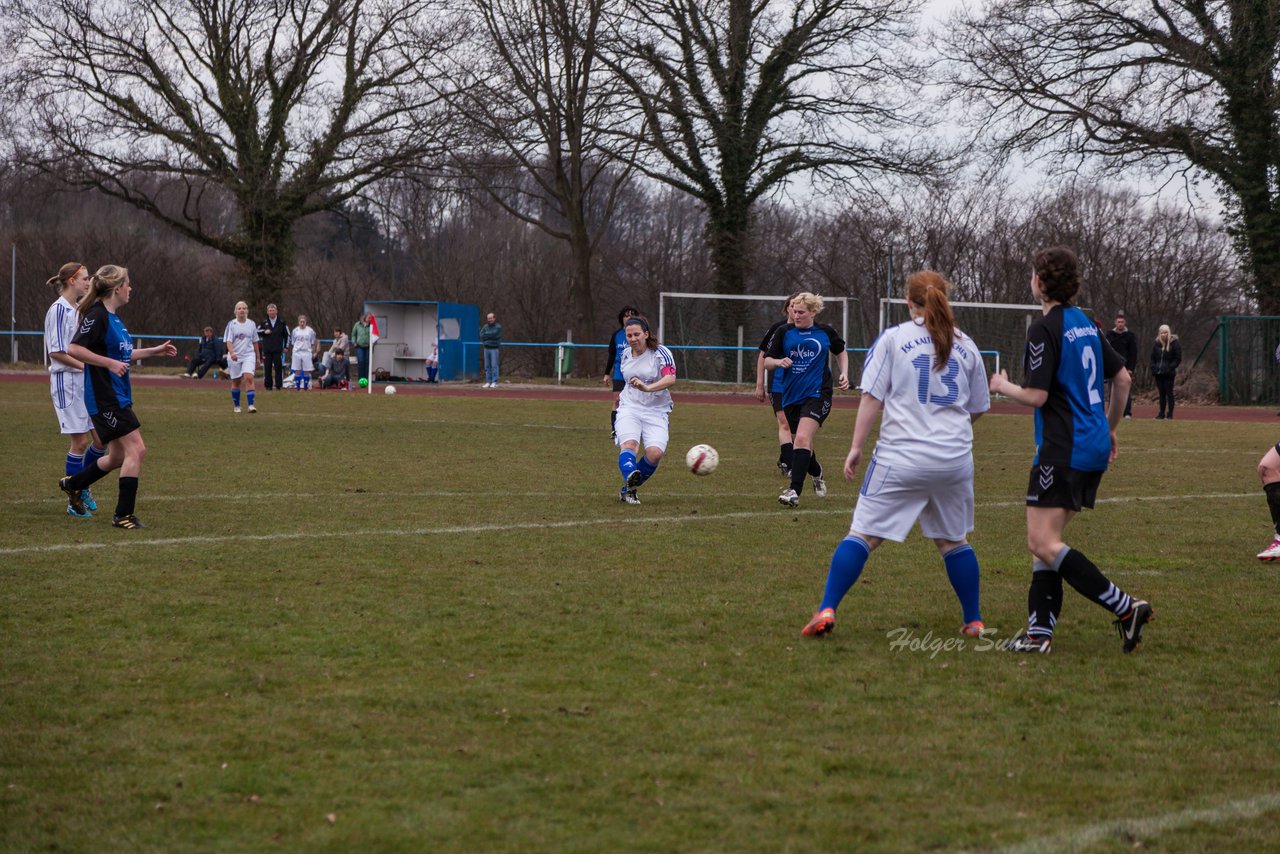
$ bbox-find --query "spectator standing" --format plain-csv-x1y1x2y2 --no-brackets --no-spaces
258,303,290,390
424,341,440,383
290,315,319,390
480,312,502,388
1104,310,1137,419
351,314,372,383
185,326,228,378
1150,324,1182,419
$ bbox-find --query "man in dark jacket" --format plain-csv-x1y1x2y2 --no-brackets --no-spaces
1105,310,1138,418
185,327,228,379
258,303,291,390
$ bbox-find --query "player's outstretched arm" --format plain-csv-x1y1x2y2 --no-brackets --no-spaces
989,370,1048,409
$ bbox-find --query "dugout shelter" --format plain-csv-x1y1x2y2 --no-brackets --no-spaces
363,300,479,384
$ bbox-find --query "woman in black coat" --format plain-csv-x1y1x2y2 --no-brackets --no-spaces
1150,324,1182,419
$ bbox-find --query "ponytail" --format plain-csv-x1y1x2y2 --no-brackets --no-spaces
46,262,85,293
905,270,956,370
78,264,128,319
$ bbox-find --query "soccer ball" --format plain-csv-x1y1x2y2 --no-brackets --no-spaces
685,443,718,476
358,377,368,388
385,385,397,395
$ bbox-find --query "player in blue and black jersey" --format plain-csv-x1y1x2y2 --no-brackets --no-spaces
57,265,177,529
765,292,849,507
755,295,800,477
601,305,638,441
990,246,1154,654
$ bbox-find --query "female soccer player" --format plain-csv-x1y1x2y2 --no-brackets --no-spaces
614,315,677,505
801,272,990,639
989,245,1153,654
224,301,261,412
290,314,318,390
43,262,106,517
764,292,849,507
601,305,638,441
755,294,800,477
57,265,177,529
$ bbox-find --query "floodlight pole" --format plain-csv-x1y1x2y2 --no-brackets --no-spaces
10,244,16,364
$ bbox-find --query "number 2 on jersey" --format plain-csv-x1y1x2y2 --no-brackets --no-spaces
1081,347,1102,406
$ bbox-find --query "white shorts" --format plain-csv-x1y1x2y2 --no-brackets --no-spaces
291,352,314,372
851,457,974,542
229,354,256,379
50,371,92,434
615,406,670,452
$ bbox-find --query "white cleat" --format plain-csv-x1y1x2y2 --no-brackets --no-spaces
1257,538,1280,560
248,404,258,413
778,488,799,508
812,476,827,498
233,406,242,413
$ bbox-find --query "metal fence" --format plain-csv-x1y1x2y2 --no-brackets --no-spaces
1190,316,1280,405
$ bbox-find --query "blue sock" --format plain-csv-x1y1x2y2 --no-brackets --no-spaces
943,544,982,624
294,372,302,389
232,389,241,407
819,535,871,612
301,372,309,390
247,390,255,407
65,452,84,477
636,455,659,485
618,449,637,482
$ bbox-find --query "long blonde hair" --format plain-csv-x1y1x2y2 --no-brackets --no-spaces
1156,324,1176,351
77,265,128,318
906,270,956,369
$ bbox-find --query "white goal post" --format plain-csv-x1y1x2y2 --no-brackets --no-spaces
658,292,853,384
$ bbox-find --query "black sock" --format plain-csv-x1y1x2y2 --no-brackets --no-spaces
808,453,822,477
1264,482,1280,535
790,448,810,493
1058,547,1132,617
1027,569,1062,639
66,458,112,491
610,410,617,432
779,442,793,466
115,476,138,518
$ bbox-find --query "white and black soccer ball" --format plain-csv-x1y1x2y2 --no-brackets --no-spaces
685,443,718,476
384,385,397,395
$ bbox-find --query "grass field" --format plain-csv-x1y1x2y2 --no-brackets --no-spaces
2,379,1279,852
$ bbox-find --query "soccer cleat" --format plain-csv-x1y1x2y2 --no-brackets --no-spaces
1257,538,1280,560
961,620,986,638
1114,600,1153,654
812,475,827,498
233,406,242,413
626,469,644,490
66,502,92,518
111,514,146,530
59,476,86,516
777,460,790,478
1000,630,1051,654
778,488,799,508
619,486,641,505
81,488,97,512
248,404,258,413
801,608,836,637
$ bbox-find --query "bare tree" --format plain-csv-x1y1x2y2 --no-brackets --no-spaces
421,0,640,359
604,0,940,303
941,0,1280,310
2,0,456,305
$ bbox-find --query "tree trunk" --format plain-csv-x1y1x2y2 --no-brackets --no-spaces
705,200,752,381
236,214,298,309
567,228,596,375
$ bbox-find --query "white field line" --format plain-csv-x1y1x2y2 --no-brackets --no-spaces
991,791,1280,854
0,491,1257,556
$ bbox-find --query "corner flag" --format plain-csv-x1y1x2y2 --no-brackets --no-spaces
369,314,380,345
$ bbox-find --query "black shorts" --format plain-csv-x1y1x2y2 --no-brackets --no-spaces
770,390,784,413
92,407,141,443
784,396,833,431
612,378,625,393
1025,464,1103,511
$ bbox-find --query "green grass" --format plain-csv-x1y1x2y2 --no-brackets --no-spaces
2,381,1279,852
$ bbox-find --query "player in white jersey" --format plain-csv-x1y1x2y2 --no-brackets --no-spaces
289,315,319,390
614,316,677,505
224,301,262,413
43,262,106,517
802,271,990,640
